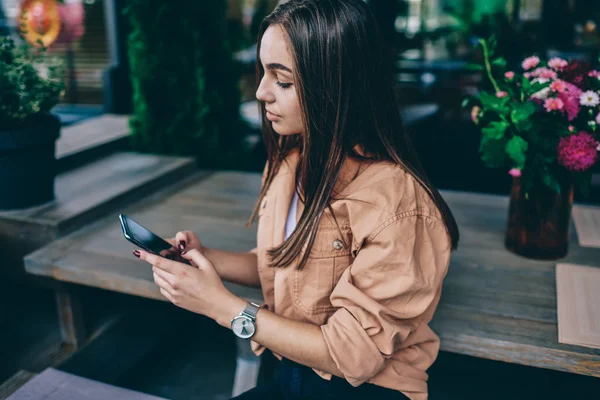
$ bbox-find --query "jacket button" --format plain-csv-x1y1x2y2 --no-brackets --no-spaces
332,240,344,250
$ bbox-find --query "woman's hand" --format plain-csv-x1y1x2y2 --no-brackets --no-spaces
135,248,239,321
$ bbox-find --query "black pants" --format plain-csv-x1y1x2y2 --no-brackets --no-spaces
231,358,409,400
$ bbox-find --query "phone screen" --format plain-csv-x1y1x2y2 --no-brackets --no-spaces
120,214,172,255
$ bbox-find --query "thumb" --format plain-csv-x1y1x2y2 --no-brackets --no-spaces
182,249,212,270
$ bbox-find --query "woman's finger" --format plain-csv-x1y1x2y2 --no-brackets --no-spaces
175,231,195,251
153,271,169,290
159,287,176,303
182,248,212,269
165,238,177,247
137,250,178,274
153,267,176,289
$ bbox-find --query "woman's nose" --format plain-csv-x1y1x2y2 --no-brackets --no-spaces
256,78,274,103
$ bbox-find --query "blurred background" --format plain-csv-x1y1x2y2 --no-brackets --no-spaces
1,0,599,195
1,1,600,399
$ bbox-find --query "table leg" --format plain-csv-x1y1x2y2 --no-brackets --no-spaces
55,287,87,348
231,336,261,397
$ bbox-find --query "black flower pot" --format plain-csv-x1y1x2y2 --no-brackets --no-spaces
0,114,61,210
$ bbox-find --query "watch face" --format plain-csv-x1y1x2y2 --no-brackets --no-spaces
232,316,255,339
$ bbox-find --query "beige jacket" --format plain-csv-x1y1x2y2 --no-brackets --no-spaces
251,148,452,400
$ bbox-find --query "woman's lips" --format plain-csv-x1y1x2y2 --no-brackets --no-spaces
266,111,280,121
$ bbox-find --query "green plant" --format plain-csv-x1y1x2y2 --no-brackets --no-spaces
126,1,250,169
0,36,64,129
464,37,600,197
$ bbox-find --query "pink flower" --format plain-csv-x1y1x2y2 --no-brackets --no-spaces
505,71,515,80
569,125,576,132
508,168,522,178
531,67,557,79
496,91,508,98
522,56,540,70
544,97,564,112
596,113,600,125
548,57,568,70
557,82,583,121
588,70,600,78
550,80,567,93
524,72,532,79
557,131,599,171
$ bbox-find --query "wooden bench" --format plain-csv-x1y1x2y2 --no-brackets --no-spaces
3,368,167,400
24,172,600,388
25,171,264,396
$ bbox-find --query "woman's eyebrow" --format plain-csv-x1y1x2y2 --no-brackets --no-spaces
266,63,292,73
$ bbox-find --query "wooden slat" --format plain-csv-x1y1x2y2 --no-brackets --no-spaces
24,173,600,378
432,305,600,377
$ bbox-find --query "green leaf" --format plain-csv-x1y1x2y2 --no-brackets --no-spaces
510,102,536,132
521,76,531,91
480,135,507,168
482,120,509,139
478,92,510,114
487,35,497,55
505,135,528,169
491,57,507,68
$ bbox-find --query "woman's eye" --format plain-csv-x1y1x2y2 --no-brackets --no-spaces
276,81,292,89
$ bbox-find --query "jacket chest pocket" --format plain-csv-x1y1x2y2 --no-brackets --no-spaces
293,226,353,314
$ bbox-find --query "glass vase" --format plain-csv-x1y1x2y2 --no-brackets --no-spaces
504,173,574,260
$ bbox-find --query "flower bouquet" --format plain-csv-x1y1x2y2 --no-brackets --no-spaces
464,37,600,259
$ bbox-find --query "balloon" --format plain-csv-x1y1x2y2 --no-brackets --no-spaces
18,0,61,47
56,3,85,44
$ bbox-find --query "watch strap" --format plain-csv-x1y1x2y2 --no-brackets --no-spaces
241,302,261,321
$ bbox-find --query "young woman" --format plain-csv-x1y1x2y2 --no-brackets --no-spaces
135,0,459,399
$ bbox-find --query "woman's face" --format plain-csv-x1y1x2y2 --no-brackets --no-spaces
256,25,303,136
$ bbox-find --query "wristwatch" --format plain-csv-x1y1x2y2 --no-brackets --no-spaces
231,302,260,339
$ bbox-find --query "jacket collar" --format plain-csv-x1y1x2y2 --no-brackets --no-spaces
270,146,369,246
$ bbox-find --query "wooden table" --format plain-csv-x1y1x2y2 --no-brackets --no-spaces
25,172,600,381
431,190,600,378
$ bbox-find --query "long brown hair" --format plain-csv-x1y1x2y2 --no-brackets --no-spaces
248,0,459,269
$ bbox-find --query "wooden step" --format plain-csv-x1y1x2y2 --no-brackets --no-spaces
0,152,196,281
0,371,36,400
56,114,131,173
5,368,167,400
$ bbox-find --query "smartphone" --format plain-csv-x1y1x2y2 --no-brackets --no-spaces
119,214,177,258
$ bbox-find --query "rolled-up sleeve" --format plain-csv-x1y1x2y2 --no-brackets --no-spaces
321,213,451,386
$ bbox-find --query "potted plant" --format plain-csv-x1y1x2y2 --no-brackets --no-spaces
0,36,64,210
464,37,600,260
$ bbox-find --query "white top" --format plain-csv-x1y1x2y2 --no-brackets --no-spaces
284,188,299,240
